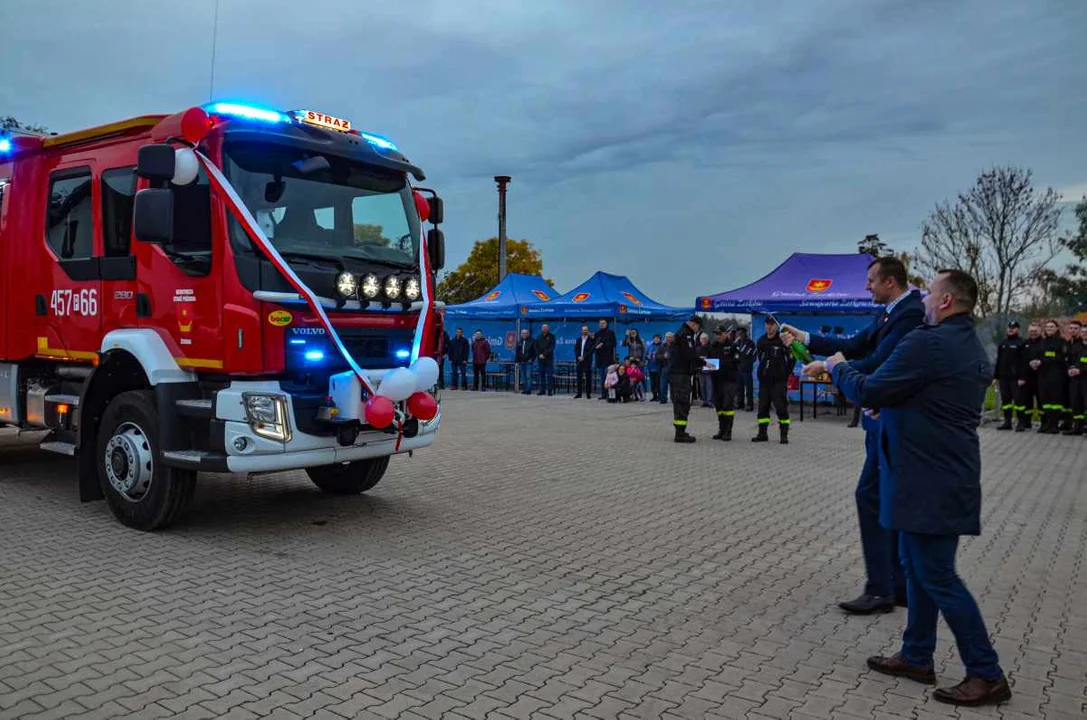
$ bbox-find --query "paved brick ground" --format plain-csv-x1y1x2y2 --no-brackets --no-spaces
1,392,1085,720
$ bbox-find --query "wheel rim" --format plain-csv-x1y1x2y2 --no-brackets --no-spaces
104,422,154,502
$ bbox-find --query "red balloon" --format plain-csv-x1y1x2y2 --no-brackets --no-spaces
407,392,438,421
180,107,212,144
364,395,395,429
413,191,430,222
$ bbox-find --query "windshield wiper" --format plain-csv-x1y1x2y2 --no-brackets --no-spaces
276,251,345,271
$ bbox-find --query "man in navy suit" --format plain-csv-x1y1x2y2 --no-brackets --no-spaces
824,269,1010,707
783,257,925,615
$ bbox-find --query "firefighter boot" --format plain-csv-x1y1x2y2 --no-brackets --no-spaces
1015,412,1030,432
751,423,769,443
779,423,789,445
713,415,726,440
674,425,696,443
997,409,1013,431
1059,412,1074,434
1063,418,1084,436
1040,411,1058,434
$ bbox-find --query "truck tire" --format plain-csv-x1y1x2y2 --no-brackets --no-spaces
96,390,196,531
306,456,390,495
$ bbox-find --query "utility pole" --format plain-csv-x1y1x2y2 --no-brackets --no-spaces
494,175,511,281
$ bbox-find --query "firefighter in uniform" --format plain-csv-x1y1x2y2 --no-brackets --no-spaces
670,315,704,443
992,321,1024,431
752,316,793,444
1035,319,1068,434
709,325,740,441
1015,323,1043,431
1063,320,1085,436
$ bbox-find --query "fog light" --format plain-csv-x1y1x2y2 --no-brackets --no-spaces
242,392,292,442
233,436,249,451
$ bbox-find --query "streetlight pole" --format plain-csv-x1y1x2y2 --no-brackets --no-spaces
494,175,511,281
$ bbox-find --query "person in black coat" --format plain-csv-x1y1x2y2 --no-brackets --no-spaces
752,317,793,444
535,324,557,396
830,270,1011,708
446,328,470,390
593,319,617,400
669,315,704,442
992,321,1024,430
1034,319,1067,434
733,327,756,411
573,325,595,399
514,328,536,395
784,256,925,615
1015,323,1043,430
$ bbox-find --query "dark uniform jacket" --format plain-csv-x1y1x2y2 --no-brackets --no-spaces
755,334,792,382
1037,336,1068,382
709,340,740,383
833,314,991,536
1019,336,1042,378
734,337,756,372
670,324,703,375
1068,339,1086,372
993,336,1024,380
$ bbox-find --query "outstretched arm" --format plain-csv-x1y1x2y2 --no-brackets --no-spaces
832,330,934,409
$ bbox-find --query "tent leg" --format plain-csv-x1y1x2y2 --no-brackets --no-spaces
514,318,521,394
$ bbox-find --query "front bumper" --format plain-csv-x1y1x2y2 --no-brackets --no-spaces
164,379,440,474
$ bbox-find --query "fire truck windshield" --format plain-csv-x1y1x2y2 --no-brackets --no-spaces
223,140,420,268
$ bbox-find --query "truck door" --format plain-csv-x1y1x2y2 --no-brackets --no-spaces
39,166,102,362
98,166,140,338
134,169,223,372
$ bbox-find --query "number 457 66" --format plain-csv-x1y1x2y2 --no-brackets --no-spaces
50,289,98,317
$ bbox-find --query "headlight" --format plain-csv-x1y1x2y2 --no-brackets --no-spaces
241,393,292,443
404,276,421,301
383,275,402,299
361,273,381,299
335,271,358,298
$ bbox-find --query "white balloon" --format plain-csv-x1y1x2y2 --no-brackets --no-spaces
173,147,200,186
410,357,439,391
377,368,416,401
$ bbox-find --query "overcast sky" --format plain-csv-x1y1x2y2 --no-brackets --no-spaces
2,0,1085,305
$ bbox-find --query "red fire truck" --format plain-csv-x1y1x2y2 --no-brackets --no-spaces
0,102,447,530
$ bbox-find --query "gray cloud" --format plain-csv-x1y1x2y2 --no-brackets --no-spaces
2,0,1084,305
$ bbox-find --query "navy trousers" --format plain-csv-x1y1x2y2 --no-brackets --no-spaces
859,426,903,598
898,532,1003,680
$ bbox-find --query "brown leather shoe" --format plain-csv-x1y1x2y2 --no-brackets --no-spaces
866,654,936,684
933,676,1012,706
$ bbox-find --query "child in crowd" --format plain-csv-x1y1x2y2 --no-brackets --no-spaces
626,358,645,401
615,364,632,403
604,363,620,402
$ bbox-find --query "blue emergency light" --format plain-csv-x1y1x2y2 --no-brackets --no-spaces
204,102,286,123
304,350,326,363
394,349,411,360
0,138,11,153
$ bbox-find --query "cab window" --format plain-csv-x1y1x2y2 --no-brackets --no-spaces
101,167,136,257
46,169,94,260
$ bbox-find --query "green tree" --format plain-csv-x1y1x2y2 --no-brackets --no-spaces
353,223,389,247
1036,196,1087,314
437,237,552,304
915,166,1062,318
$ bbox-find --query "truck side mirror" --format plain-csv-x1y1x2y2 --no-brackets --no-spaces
427,228,445,271
137,144,176,183
427,196,444,225
134,188,174,245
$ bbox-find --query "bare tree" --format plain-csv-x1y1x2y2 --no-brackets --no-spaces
915,167,1062,317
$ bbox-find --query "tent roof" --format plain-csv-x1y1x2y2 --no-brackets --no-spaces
443,273,558,318
696,252,885,314
526,271,689,319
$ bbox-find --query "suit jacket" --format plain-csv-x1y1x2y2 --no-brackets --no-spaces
515,336,535,363
535,332,556,361
594,328,617,365
807,290,925,430
447,336,469,364
832,314,991,536
574,334,594,367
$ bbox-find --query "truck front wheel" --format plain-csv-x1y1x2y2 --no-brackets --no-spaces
306,456,390,495
96,390,196,531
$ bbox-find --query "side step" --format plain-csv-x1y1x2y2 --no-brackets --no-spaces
162,449,228,473
175,398,214,420
40,440,76,456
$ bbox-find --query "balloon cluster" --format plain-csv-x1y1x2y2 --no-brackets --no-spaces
363,357,440,429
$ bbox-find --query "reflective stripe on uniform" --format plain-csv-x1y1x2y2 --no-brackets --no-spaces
758,418,771,425
779,418,791,425
1001,403,1014,410
717,410,735,416
673,420,688,427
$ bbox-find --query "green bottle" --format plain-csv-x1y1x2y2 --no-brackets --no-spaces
789,339,814,364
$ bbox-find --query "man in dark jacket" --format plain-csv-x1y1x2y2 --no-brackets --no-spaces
446,328,470,390
1063,320,1085,435
786,256,925,615
1015,323,1043,430
752,317,793,444
593,319,617,400
515,328,535,395
471,330,491,391
992,321,1024,430
535,323,556,396
573,325,594,399
829,269,1011,708
709,325,740,440
1035,319,1067,434
733,327,756,411
670,316,704,442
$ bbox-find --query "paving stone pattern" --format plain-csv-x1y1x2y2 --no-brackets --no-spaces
1,393,1085,719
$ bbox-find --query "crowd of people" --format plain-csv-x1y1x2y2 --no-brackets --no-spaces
992,318,1086,435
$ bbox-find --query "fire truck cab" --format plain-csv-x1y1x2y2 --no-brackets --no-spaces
0,102,447,530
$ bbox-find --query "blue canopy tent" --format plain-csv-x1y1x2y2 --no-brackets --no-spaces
523,272,691,368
